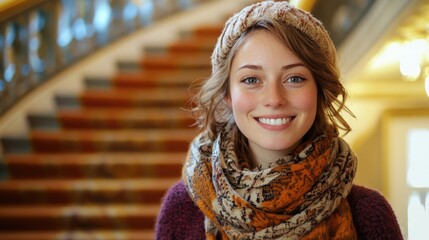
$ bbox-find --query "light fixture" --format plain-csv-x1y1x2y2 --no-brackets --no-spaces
400,57,421,81
425,68,429,98
400,39,429,81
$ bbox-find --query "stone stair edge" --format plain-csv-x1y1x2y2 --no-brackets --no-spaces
0,178,180,189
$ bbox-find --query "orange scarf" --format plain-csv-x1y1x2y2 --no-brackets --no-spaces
183,124,357,239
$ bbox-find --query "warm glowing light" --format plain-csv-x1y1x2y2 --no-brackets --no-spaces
399,39,428,81
370,42,402,69
400,58,421,81
289,0,315,11
370,39,429,82
289,0,301,7
425,75,429,98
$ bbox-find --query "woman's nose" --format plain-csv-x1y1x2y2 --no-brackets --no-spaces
263,83,286,108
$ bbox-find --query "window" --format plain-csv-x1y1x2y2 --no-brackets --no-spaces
407,129,429,240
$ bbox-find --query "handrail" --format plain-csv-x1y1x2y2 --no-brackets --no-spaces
0,0,212,116
0,0,46,22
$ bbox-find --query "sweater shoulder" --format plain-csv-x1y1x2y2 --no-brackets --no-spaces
348,185,403,240
160,180,193,206
155,180,205,240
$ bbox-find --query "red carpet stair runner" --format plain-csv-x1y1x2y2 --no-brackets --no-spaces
0,24,222,239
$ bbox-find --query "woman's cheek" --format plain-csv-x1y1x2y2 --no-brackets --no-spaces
230,89,257,114
295,87,318,117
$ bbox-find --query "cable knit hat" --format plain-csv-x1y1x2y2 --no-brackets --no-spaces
211,0,337,72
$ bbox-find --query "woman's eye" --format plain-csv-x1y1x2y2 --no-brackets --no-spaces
242,77,259,84
287,76,305,83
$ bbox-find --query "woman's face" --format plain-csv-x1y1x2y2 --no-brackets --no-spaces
228,30,318,164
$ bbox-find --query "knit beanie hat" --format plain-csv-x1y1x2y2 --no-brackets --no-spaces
211,0,337,73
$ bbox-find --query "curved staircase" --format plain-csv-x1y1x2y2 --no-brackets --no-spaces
0,23,222,240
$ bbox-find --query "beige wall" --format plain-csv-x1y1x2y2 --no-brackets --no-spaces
342,78,429,239
344,92,428,192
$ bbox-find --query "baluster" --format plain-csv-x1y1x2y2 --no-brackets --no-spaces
3,20,28,107
178,0,193,9
93,0,113,45
28,10,46,84
39,2,59,77
138,0,155,26
56,0,75,65
0,25,6,108
14,16,30,98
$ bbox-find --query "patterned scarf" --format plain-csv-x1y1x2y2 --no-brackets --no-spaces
183,124,358,239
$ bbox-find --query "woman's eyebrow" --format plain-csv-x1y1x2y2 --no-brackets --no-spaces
237,64,263,71
281,63,306,70
236,63,305,72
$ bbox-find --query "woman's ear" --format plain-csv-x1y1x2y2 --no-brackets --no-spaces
225,95,232,107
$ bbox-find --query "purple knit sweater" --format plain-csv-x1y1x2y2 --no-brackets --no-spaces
155,181,403,240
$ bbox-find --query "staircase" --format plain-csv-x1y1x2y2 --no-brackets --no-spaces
0,22,222,239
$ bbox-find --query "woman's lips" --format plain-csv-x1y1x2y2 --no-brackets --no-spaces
256,116,295,126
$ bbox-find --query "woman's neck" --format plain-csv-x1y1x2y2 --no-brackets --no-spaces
249,141,300,169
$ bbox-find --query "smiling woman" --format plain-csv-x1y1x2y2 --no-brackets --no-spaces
227,29,318,167
155,1,403,239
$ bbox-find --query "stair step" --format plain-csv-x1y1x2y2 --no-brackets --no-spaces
28,108,194,130
181,24,223,37
112,69,209,88
0,230,154,240
168,36,217,52
85,69,209,89
117,61,142,71
3,152,184,179
28,114,60,130
2,129,196,153
55,88,193,109
0,204,159,231
140,54,211,69
146,36,217,53
0,138,32,154
118,53,211,70
0,178,178,205
55,94,81,109
84,76,114,89
80,89,191,107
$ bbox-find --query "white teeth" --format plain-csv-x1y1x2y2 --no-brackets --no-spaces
258,117,292,126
